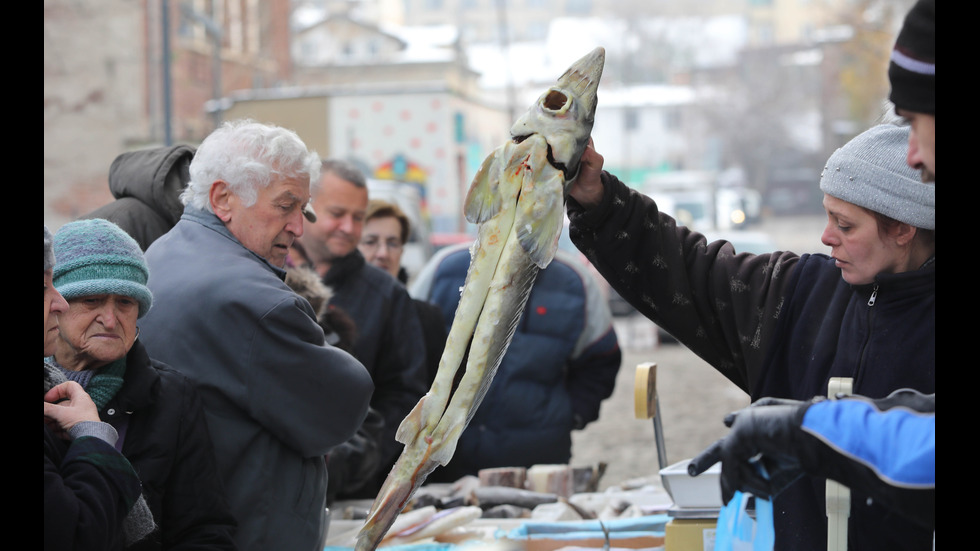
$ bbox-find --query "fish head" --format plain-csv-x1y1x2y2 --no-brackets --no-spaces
509,46,605,182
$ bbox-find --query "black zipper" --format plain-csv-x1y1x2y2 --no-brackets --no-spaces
854,283,879,390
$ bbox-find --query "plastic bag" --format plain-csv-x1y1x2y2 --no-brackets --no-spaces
713,491,774,551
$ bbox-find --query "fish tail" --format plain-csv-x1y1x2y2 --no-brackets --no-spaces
356,442,440,551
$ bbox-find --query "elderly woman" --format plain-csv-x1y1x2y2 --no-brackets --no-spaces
44,224,156,550
565,123,934,550
47,218,236,550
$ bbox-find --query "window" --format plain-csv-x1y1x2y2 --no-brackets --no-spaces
566,0,591,15
756,23,773,45
525,21,547,40
624,108,638,131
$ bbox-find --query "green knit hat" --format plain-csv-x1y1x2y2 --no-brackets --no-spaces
53,219,153,318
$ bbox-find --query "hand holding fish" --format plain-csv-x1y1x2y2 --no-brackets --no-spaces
567,138,606,209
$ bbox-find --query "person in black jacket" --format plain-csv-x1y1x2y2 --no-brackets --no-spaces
299,159,429,497
47,218,237,550
566,122,933,550
888,0,934,183
44,224,156,550
78,144,195,251
688,6,937,547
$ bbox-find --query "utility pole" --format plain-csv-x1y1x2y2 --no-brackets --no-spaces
162,0,173,146
496,0,516,122
180,2,225,130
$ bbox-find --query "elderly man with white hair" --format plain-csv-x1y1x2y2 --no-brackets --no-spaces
139,119,374,551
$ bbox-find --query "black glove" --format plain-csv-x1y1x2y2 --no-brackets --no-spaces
687,397,822,504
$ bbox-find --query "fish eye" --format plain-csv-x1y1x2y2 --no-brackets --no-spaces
543,90,569,111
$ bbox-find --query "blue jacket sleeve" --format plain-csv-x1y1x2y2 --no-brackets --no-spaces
802,397,935,488
800,392,935,530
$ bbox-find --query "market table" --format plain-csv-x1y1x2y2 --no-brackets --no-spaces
321,364,724,551
323,478,719,551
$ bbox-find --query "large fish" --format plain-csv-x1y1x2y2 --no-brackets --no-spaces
355,46,605,551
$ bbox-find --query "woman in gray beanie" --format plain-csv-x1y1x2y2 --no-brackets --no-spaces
564,123,934,550
45,223,157,550
817,123,934,286
46,218,237,550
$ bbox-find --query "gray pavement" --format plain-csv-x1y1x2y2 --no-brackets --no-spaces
570,325,750,490
568,214,828,490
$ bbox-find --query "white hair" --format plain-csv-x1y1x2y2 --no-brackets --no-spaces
181,119,321,211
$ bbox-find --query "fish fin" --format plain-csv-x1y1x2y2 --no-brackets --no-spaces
357,443,441,551
395,394,427,444
428,241,540,468
516,169,566,269
463,147,504,224
428,415,466,466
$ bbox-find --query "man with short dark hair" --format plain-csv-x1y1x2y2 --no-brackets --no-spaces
300,159,429,498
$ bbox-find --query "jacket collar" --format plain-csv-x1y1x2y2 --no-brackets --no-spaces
323,249,366,287
850,256,935,302
181,205,287,281
107,339,159,413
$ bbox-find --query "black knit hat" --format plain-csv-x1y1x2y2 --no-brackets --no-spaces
888,0,935,115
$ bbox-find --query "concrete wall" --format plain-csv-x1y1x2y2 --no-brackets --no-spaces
44,0,148,232
222,95,331,155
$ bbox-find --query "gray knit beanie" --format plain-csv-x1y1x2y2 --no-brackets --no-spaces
819,124,934,230
52,219,153,318
44,225,56,272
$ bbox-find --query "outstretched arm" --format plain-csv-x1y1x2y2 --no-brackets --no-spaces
689,390,935,530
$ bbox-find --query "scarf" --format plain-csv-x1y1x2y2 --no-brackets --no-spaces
49,356,127,412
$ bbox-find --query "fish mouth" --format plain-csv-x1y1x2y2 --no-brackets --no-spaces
509,48,604,181
512,132,575,180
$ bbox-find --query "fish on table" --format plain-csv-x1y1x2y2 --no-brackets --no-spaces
355,46,606,551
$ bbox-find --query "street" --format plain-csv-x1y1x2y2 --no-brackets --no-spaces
568,214,828,490
569,324,751,490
